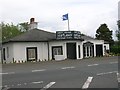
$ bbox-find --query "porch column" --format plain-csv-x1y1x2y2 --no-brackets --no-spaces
94,44,96,57
89,46,90,57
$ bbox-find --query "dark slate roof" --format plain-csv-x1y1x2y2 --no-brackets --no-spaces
3,29,56,43
81,35,95,40
3,29,98,43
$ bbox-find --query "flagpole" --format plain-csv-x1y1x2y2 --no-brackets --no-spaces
68,16,70,31
63,13,70,31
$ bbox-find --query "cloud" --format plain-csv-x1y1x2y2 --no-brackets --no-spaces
1,0,119,40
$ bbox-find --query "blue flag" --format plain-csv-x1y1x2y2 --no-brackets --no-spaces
62,14,68,21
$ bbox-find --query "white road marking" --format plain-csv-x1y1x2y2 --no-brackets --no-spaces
109,62,118,64
17,84,21,86
4,85,8,87
32,69,46,72
88,64,99,67
24,83,27,85
32,81,43,84
11,85,14,87
41,82,56,90
0,72,15,75
97,71,118,76
117,73,120,82
82,77,93,89
61,66,75,70
0,73,8,75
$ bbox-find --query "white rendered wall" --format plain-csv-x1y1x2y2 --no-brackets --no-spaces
49,40,83,60
49,41,67,60
13,42,48,62
2,43,14,63
77,42,83,59
104,44,110,50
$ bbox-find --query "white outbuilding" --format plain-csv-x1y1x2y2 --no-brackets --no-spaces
2,28,110,63
1,18,110,63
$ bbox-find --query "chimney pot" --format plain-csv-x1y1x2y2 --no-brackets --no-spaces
30,18,35,23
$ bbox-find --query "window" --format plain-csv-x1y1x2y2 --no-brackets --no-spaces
26,47,37,61
28,49,36,59
90,46,92,56
52,46,63,59
78,45,80,58
104,46,106,52
53,46,63,55
3,48,6,60
87,46,89,56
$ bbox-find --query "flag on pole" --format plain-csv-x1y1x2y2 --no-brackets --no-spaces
62,14,68,21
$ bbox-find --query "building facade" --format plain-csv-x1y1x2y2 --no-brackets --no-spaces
1,18,110,63
2,29,109,63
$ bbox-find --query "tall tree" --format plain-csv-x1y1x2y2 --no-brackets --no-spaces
95,23,114,45
1,22,23,41
116,30,120,42
18,22,29,32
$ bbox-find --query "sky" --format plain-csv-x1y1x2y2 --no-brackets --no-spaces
1,0,119,40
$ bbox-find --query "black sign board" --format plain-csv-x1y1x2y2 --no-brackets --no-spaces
56,31,81,39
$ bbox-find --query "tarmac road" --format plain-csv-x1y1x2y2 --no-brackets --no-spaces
1,56,119,89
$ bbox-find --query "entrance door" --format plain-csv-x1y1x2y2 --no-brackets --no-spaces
3,48,6,60
83,42,94,58
66,43,76,59
26,47,37,61
96,45,103,57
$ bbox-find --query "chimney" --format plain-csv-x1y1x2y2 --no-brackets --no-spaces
28,18,38,30
30,18,35,24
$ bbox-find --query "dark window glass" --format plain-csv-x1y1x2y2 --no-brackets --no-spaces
78,45,80,58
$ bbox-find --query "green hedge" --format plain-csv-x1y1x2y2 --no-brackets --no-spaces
110,45,120,54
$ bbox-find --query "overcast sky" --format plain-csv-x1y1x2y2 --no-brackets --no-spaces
1,0,119,40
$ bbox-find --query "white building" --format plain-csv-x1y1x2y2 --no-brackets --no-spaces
2,29,110,63
1,19,110,63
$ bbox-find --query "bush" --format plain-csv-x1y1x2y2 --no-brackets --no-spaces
111,45,120,54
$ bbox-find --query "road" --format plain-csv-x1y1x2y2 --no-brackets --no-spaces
1,56,119,89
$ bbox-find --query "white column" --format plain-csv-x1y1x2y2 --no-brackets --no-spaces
94,44,96,57
81,44,83,59
76,43,78,59
64,43,67,59
102,44,104,56
89,46,90,57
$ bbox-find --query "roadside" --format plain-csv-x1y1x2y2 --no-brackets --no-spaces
2,56,118,89
2,56,118,74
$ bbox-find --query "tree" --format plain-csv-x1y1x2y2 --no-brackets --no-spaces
95,23,114,45
18,22,29,32
1,22,23,41
116,20,120,42
116,30,120,41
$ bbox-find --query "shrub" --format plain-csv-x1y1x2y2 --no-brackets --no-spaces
110,45,120,54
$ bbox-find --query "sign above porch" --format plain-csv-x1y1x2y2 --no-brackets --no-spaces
56,31,81,40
